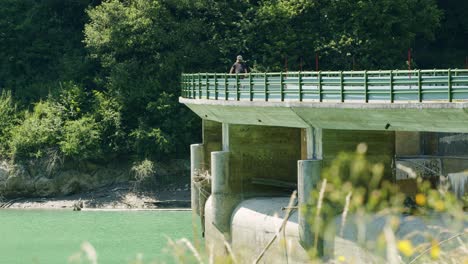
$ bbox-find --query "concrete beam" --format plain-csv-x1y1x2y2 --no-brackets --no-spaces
181,98,468,132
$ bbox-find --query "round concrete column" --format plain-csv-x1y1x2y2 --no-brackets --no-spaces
191,144,204,215
298,159,322,253
211,150,238,236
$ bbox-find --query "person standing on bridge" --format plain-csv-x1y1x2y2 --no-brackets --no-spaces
229,55,249,74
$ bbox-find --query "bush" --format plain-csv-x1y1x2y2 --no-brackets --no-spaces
131,159,155,191
59,116,101,159
304,144,467,261
0,91,18,156
8,85,104,161
93,90,124,155
130,126,173,160
55,82,89,120
9,101,64,159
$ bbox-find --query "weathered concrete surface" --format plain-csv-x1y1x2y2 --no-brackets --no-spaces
207,124,303,237
211,151,238,235
202,120,222,172
322,129,395,180
230,197,310,264
298,159,322,251
190,144,204,215
396,132,420,155
207,196,468,263
181,98,468,132
204,196,231,259
228,124,301,197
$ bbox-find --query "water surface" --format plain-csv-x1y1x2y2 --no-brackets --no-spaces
0,209,196,264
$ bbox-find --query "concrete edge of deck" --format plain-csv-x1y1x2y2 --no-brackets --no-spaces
180,97,468,132
179,97,468,110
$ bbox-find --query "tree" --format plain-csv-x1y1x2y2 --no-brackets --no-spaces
244,0,442,70
0,0,97,102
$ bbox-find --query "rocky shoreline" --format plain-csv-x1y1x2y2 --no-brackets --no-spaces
1,182,191,210
0,158,191,209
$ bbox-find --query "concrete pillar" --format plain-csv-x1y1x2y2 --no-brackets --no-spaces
191,143,204,215
298,159,322,254
211,150,238,236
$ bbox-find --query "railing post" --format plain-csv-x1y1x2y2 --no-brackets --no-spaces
214,74,218,100
198,73,202,99
340,71,344,102
364,71,368,103
264,73,268,101
191,75,195,98
249,73,253,101
390,71,394,103
183,75,187,98
236,73,240,101
299,72,303,102
318,71,322,102
224,74,228,100
418,70,422,102
280,72,284,101
448,69,452,102
206,73,209,99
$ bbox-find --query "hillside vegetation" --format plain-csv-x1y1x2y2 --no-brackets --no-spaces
0,0,466,165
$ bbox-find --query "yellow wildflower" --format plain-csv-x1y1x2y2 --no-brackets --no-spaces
415,193,426,206
397,240,414,256
430,241,440,259
434,200,445,211
337,256,346,262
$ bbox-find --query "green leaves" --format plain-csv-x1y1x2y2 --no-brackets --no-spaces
59,117,100,159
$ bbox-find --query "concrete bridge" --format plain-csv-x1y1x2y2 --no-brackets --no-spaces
180,69,468,263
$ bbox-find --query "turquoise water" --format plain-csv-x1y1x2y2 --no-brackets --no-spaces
0,210,198,264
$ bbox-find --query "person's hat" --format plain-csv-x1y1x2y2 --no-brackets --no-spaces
236,55,243,61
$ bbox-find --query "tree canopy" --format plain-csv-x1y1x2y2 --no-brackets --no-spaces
0,0,465,163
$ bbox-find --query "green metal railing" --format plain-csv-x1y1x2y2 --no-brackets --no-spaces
181,69,468,103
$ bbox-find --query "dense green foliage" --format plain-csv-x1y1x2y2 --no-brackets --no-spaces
0,0,466,163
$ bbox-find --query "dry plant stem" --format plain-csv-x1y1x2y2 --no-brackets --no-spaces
313,179,327,253
209,244,214,264
383,225,399,264
253,190,298,264
178,238,204,264
282,219,289,264
167,237,204,264
408,231,468,264
224,240,238,264
340,192,352,237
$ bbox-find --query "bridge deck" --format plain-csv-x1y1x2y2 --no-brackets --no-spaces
180,69,468,132
181,69,468,103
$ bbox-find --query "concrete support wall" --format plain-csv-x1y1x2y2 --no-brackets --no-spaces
199,122,395,262
203,120,222,172
322,129,395,180
208,124,303,239
228,124,302,197
396,132,420,155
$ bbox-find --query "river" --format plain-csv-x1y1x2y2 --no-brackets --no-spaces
0,209,197,264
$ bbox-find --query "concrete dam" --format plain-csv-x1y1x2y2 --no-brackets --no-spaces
180,69,468,262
